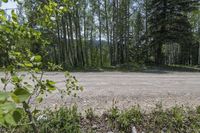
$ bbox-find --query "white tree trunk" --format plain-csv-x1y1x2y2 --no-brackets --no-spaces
198,43,200,65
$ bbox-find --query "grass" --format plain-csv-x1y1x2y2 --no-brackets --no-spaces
146,64,200,72
64,63,146,72
67,64,200,73
2,105,200,133
167,64,200,72
1,64,200,72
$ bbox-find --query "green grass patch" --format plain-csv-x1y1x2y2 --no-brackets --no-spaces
1,64,199,72
66,63,146,72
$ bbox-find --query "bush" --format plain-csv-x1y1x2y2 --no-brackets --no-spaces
38,106,81,133
1,106,81,133
108,106,142,132
2,105,200,132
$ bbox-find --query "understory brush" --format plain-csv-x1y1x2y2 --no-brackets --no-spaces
2,105,200,133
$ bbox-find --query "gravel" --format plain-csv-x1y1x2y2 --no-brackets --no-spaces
1,71,200,113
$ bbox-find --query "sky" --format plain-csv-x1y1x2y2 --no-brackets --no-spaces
1,1,17,15
1,1,17,9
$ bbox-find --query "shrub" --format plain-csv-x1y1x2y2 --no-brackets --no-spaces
108,106,142,132
38,106,81,133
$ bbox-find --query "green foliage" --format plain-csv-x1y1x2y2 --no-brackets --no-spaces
65,72,84,97
108,106,142,132
143,105,200,132
38,106,81,133
117,107,142,132
2,0,8,3
148,0,199,64
0,49,83,131
0,1,83,132
1,106,81,133
85,108,96,121
12,88,31,103
1,105,200,132
108,107,120,122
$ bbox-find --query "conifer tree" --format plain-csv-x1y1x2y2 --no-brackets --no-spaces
148,0,199,64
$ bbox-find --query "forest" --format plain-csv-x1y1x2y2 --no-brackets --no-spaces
1,0,200,69
1,0,200,133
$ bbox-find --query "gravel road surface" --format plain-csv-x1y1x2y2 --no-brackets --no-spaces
1,71,200,113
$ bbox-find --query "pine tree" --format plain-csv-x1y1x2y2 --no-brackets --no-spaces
148,0,199,65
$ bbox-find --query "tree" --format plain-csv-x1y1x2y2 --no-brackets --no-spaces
0,1,83,132
103,0,111,65
148,0,199,65
97,0,103,67
1,0,199,68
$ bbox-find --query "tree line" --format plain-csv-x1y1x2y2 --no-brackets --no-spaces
0,0,200,69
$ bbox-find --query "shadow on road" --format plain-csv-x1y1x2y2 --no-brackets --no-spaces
143,65,200,74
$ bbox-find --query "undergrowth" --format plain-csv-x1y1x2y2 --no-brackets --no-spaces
1,105,200,133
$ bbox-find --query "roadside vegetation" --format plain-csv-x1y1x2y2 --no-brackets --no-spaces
1,105,200,133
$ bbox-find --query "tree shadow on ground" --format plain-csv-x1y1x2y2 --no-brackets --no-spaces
143,65,200,74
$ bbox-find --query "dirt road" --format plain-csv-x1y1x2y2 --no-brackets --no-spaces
1,71,200,113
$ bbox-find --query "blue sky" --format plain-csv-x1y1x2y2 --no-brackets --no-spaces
1,1,17,15
1,0,17,9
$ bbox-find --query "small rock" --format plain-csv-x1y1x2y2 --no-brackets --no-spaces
92,125,98,130
107,132,113,133
161,127,167,133
132,126,137,133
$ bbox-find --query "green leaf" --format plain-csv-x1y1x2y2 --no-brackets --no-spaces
65,71,70,76
47,86,56,91
12,110,22,124
80,86,84,91
34,55,42,62
36,97,43,103
32,108,40,115
34,68,40,72
1,78,7,84
13,88,31,102
24,62,33,68
2,0,8,3
0,102,16,113
0,92,10,102
11,10,18,22
3,26,11,33
0,10,5,16
11,76,21,83
0,15,6,22
22,102,29,109
47,80,56,85
5,113,16,125
46,80,56,91
11,93,20,103
0,113,5,126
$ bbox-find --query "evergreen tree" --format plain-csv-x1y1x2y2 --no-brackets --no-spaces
148,0,199,65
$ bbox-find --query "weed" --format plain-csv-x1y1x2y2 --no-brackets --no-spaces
116,107,142,132
108,106,142,132
45,106,81,133
85,108,96,121
2,105,200,132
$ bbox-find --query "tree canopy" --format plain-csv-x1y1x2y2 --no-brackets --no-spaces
0,0,200,68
